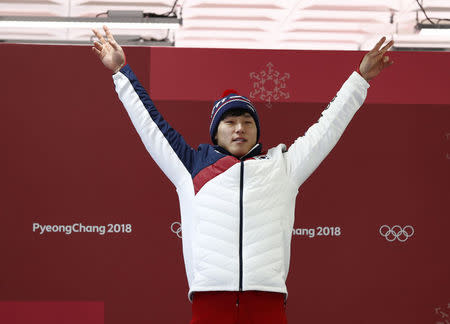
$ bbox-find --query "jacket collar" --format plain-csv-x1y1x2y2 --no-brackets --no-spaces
214,143,263,160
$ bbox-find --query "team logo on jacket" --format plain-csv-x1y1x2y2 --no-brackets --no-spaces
379,225,414,242
252,155,268,160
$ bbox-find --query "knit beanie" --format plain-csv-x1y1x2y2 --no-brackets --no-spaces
209,90,260,144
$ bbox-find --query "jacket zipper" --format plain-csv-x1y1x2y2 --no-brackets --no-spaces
238,150,257,292
239,160,244,291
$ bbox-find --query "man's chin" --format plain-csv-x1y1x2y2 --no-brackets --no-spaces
229,148,249,158
229,142,256,157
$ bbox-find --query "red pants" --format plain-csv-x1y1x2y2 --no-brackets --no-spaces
190,291,288,324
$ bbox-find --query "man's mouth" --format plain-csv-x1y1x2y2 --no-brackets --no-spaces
233,138,247,143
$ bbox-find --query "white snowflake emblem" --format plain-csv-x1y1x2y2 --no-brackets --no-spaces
249,62,290,108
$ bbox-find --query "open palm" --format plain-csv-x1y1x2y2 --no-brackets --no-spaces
92,26,126,73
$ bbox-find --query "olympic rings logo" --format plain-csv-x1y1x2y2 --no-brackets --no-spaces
379,225,414,242
171,222,182,239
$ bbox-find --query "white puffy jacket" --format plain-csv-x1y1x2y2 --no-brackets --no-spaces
113,65,369,300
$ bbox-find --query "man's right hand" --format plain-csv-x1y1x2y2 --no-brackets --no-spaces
92,26,126,74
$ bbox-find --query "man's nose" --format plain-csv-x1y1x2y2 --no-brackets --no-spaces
235,122,245,132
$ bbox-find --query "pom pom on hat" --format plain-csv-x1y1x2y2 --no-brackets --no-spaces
221,89,239,97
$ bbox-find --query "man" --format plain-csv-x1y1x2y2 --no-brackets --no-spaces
92,26,393,324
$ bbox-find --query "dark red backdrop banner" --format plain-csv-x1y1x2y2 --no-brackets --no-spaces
0,44,448,324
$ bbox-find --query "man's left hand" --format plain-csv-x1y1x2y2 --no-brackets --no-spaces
359,37,394,82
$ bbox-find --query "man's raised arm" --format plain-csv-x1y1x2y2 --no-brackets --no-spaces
285,37,394,187
91,26,196,188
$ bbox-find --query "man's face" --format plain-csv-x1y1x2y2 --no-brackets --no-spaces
215,112,257,158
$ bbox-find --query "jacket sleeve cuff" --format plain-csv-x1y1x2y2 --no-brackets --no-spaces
349,71,370,90
112,62,128,75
